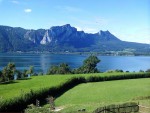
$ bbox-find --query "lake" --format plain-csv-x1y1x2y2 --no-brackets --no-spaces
0,53,150,73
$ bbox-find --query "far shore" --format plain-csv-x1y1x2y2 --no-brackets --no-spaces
0,51,150,56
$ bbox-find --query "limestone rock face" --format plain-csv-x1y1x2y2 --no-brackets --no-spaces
0,24,149,52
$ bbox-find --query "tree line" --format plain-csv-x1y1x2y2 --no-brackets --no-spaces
0,56,100,82
47,55,100,74
0,63,34,82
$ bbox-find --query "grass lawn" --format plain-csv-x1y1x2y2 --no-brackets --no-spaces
0,72,136,100
55,78,150,113
0,72,149,112
0,75,72,100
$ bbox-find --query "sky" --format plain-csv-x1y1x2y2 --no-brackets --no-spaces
0,0,150,44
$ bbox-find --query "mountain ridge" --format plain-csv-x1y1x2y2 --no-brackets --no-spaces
0,24,149,53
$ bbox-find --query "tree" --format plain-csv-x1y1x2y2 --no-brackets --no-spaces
58,63,71,74
27,66,34,77
0,70,6,82
2,67,9,81
75,55,100,74
0,70,2,82
47,65,59,75
15,70,22,79
7,62,16,80
47,63,71,75
22,69,28,78
2,63,16,81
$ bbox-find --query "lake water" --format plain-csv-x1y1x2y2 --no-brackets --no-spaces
0,53,150,73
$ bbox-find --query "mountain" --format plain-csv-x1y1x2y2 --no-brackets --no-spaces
0,24,149,54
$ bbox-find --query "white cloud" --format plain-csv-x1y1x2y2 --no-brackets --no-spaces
70,16,108,33
75,26,83,31
83,28,98,33
75,26,97,33
11,0,19,4
24,9,32,13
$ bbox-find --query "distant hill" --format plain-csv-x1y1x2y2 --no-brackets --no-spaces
0,24,149,54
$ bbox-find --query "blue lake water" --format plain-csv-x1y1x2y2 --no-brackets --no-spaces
0,53,150,73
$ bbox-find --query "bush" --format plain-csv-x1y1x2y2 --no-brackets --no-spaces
25,104,52,113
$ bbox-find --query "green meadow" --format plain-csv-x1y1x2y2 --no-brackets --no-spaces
0,75,72,100
0,72,134,100
55,78,150,112
0,72,150,112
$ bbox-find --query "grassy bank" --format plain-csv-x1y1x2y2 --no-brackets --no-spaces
55,78,150,112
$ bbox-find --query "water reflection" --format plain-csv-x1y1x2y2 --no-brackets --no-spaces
40,54,49,73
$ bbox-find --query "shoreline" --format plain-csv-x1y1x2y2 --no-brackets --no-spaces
0,51,150,56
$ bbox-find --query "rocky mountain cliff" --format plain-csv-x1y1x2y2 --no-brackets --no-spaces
0,24,149,53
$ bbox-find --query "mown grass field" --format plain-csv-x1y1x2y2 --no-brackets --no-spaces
0,75,72,100
0,72,150,112
0,72,136,100
55,78,150,112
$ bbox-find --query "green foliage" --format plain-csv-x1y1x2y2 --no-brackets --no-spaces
74,55,100,74
47,63,71,75
27,66,34,75
15,70,22,79
1,62,15,81
25,106,52,113
47,56,100,75
106,69,124,73
0,70,3,81
47,65,59,75
1,67,8,82
0,72,150,112
0,63,35,82
59,63,71,74
22,69,28,78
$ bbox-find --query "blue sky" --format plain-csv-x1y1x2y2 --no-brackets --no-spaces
0,0,149,43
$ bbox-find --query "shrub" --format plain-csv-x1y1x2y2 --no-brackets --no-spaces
25,106,52,113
